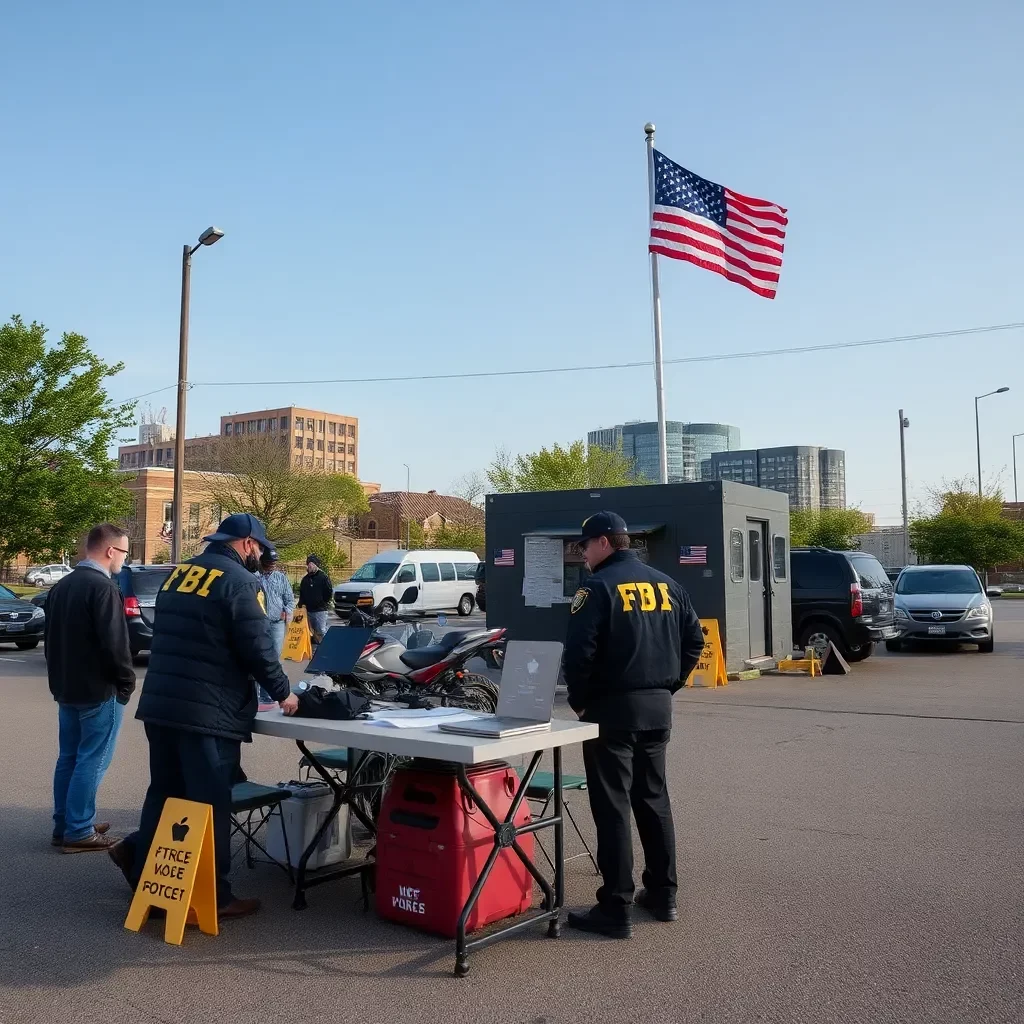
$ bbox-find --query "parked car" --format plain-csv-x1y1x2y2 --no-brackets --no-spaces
333,550,481,618
116,564,176,660
887,565,994,653
790,547,897,661
0,583,46,650
474,561,486,614
24,563,73,587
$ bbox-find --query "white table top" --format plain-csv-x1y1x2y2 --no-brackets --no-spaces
252,711,598,765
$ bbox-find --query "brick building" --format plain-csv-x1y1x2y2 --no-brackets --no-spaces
357,491,484,541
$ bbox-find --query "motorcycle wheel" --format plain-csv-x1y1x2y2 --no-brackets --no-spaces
433,671,499,713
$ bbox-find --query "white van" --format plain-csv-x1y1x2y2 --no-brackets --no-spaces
333,550,481,618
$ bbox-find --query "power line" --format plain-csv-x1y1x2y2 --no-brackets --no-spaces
119,320,1022,402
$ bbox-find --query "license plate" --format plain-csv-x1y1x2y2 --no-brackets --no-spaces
927,625,946,635
6,623,25,633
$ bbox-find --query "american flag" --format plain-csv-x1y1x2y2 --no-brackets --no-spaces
679,545,708,565
649,151,787,300
493,548,514,567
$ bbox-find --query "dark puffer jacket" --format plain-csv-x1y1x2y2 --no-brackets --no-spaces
136,542,292,741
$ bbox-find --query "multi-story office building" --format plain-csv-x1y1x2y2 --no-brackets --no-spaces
118,406,360,477
681,423,741,470
702,445,846,510
589,420,738,484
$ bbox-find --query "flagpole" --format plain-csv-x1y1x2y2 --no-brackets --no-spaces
645,122,669,485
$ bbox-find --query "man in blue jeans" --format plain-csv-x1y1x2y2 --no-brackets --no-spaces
45,523,136,852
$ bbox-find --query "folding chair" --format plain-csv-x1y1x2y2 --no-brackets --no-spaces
298,746,348,782
522,770,599,873
229,782,294,880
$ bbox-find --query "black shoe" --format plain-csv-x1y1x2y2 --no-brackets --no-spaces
635,888,678,922
566,905,632,939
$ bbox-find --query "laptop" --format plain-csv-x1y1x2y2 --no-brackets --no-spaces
438,640,562,738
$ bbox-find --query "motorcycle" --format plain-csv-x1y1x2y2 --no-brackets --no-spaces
338,587,505,712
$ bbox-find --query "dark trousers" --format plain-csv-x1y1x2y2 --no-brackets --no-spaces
120,723,241,908
582,727,677,915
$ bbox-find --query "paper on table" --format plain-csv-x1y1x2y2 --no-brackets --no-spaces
365,708,485,729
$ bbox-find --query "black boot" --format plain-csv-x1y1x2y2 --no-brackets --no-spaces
566,904,632,939
635,888,678,922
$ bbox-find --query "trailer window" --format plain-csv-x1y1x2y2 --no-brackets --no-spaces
729,529,745,582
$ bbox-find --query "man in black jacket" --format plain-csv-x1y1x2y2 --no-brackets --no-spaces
111,513,297,919
46,523,135,852
563,512,705,938
298,553,333,644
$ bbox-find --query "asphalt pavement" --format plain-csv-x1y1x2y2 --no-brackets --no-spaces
1,605,1022,1023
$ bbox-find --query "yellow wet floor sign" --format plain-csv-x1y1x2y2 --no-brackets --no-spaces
283,608,312,662
124,798,218,945
685,619,728,688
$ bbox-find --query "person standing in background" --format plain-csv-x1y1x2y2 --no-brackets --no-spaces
298,553,333,644
254,548,294,709
46,523,136,852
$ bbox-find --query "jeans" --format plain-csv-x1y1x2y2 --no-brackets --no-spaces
53,697,125,842
582,727,676,915
120,723,242,909
308,610,329,644
258,620,288,705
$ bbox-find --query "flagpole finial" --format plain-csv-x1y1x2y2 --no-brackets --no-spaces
644,122,656,136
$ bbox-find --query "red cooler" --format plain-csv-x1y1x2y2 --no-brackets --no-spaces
375,761,534,938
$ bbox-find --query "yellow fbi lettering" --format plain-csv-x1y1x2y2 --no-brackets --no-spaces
616,582,673,613
160,565,225,599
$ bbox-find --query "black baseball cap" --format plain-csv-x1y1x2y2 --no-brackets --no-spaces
581,511,628,540
203,513,274,551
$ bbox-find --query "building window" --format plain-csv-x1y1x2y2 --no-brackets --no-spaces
280,416,289,430
233,422,242,435
315,439,322,451
329,422,336,435
187,503,201,541
348,424,355,437
224,424,232,436
305,456,314,468
210,504,222,525
318,419,325,433
316,458,324,468
247,420,256,434
729,529,745,582
347,461,355,473
327,442,335,453
307,418,314,430
347,443,355,455
156,448,163,463
295,436,303,449
147,450,154,465
294,455,302,467
306,438,314,450
163,501,174,525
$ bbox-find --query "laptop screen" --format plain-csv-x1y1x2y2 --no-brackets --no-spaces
495,641,563,722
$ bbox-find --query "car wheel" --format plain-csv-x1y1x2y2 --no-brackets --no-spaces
378,598,397,619
798,623,844,661
978,638,995,653
15,640,39,650
457,594,474,617
846,642,874,662
885,639,902,652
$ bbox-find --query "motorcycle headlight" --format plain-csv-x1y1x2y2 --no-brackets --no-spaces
965,603,991,620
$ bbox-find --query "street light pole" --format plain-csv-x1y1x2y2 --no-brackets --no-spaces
170,227,224,563
1013,432,1024,503
403,463,411,550
899,409,910,566
974,387,1010,499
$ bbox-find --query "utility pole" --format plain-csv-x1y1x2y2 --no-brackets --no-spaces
899,410,910,566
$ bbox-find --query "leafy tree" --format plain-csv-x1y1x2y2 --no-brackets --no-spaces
278,531,349,575
910,486,1024,570
487,440,637,492
790,507,874,549
196,434,369,550
0,316,135,568
448,471,487,507
428,521,485,554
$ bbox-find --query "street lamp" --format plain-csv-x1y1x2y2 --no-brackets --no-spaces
171,226,225,563
898,410,910,566
1013,432,1024,503
974,387,1010,498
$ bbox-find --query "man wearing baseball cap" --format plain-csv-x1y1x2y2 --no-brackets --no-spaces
564,511,705,939
111,513,298,919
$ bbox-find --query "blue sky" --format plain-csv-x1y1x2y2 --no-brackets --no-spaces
2,0,1022,523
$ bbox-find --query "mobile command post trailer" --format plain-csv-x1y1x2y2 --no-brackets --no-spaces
483,481,791,673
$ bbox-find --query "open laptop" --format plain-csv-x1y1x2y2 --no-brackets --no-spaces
438,640,562,738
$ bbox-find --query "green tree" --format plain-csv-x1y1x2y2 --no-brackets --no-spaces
278,531,349,575
0,316,135,568
428,521,485,554
790,507,874,549
197,434,369,549
487,440,637,492
910,486,1024,570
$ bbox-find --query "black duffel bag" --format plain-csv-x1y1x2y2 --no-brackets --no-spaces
296,687,372,720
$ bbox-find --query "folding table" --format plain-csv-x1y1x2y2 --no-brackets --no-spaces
252,711,598,976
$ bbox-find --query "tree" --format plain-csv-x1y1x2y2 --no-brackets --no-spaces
486,440,637,493
278,531,349,574
428,521,485,554
0,316,135,568
910,485,1024,570
789,507,874,549
196,434,369,550
449,471,487,507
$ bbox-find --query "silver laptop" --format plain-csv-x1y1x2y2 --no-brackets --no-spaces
438,640,563,738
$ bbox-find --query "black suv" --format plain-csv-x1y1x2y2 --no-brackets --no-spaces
116,564,175,661
791,547,897,661
474,562,486,613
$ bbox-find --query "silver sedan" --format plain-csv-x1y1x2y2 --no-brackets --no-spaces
887,565,994,652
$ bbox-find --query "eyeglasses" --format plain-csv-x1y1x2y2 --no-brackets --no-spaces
111,546,130,556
